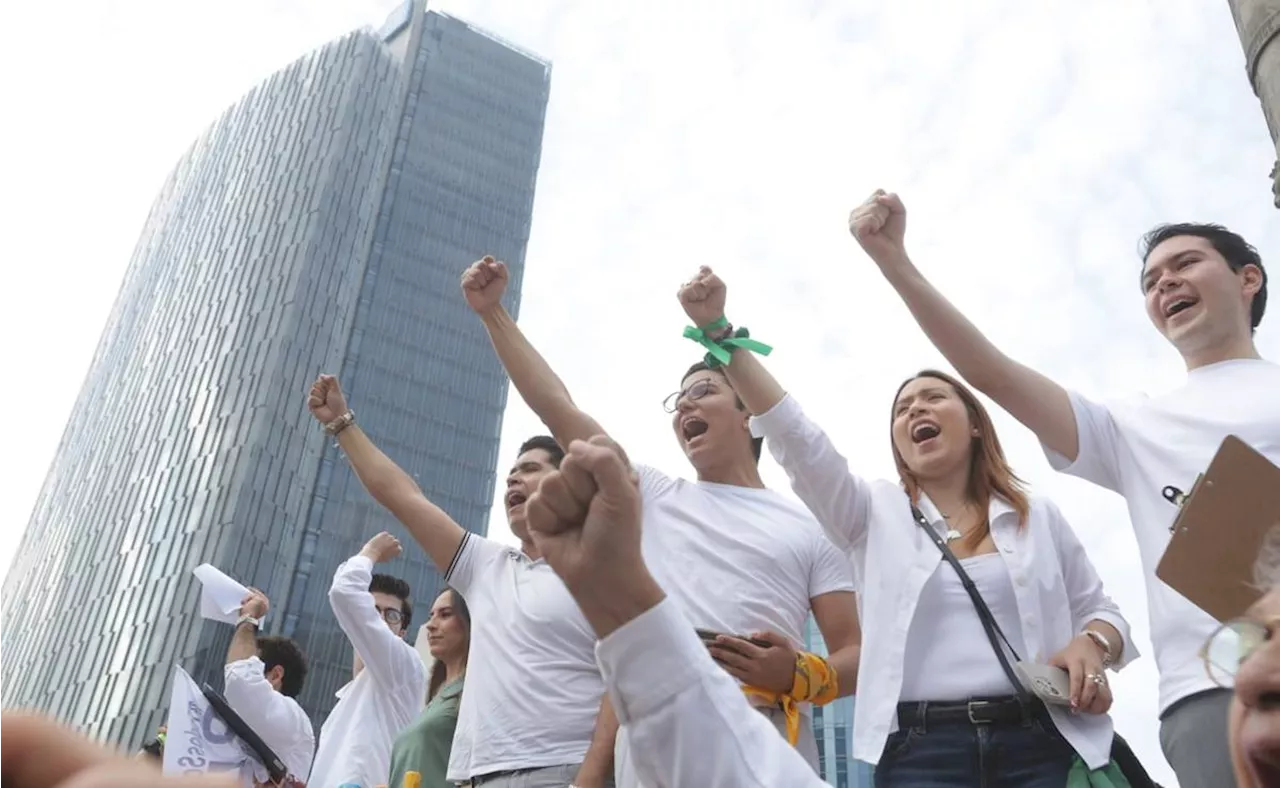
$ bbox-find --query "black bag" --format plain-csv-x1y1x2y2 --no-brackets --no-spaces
909,503,1162,788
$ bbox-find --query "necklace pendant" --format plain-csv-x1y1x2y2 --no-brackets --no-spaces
944,529,963,542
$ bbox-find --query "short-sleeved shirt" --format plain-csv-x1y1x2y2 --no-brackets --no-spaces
444,534,602,781
1043,358,1280,712
635,465,857,658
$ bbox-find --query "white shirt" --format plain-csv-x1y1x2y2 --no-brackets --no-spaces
599,597,826,788
223,657,316,783
900,554,1029,702
1045,358,1280,713
444,532,604,781
636,464,856,662
308,555,428,788
751,394,1136,768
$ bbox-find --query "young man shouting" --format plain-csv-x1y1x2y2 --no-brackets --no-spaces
462,257,861,785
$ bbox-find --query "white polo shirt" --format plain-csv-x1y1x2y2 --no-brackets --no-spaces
444,532,603,782
1043,358,1280,713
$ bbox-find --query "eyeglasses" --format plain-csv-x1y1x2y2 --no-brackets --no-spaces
663,378,714,413
1201,618,1272,686
375,605,404,626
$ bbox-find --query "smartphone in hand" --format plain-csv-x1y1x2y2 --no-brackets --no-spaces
695,628,773,650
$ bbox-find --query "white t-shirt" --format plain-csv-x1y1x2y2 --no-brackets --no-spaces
444,532,603,781
635,465,857,661
1045,358,1280,713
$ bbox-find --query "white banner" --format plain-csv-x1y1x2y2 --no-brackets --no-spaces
161,665,262,786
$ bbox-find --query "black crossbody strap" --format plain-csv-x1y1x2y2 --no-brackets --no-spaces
910,503,1032,703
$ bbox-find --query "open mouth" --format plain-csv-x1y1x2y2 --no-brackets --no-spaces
505,490,528,510
681,417,709,443
1163,297,1198,318
910,421,941,444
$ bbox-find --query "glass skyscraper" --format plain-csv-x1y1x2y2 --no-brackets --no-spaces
1,1,550,748
806,617,876,787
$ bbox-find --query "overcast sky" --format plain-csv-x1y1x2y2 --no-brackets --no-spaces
3,0,1278,782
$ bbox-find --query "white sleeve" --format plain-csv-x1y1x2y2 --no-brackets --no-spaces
1043,499,1138,669
598,598,827,788
1042,390,1126,494
223,657,307,746
444,531,508,596
808,529,858,597
749,394,873,553
328,555,428,689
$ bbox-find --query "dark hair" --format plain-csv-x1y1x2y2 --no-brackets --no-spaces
427,587,472,701
682,362,764,462
256,635,308,698
1140,222,1267,332
890,370,1031,550
518,435,564,467
370,573,413,630
140,737,164,760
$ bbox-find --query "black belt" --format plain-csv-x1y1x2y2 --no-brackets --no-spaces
896,696,1043,728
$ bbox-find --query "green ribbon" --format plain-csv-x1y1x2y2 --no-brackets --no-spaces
1066,756,1131,788
682,317,773,369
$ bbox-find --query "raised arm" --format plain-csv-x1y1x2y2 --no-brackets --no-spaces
223,589,300,738
328,533,426,690
462,256,606,448
676,267,873,551
308,375,465,574
849,191,1080,462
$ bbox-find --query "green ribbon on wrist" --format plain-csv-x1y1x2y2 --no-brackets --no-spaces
682,316,773,369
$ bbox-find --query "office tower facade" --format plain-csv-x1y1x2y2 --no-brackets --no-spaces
1226,0,1280,206
805,617,875,788
1,1,550,748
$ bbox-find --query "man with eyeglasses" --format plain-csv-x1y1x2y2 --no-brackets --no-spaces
307,531,428,788
462,257,862,785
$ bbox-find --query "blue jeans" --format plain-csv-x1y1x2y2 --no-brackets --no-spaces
875,714,1076,788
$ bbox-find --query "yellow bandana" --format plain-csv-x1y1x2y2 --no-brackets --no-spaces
743,651,839,744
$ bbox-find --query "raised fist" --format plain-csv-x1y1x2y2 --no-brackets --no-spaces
359,531,402,563
848,189,908,266
461,256,508,315
525,436,643,596
240,587,269,619
307,375,348,424
677,266,728,329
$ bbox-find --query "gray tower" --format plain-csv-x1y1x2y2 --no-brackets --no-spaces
1,1,550,747
1227,0,1280,207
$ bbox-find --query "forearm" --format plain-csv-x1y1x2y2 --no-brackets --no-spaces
226,621,258,664
479,306,600,446
877,256,1011,392
720,346,787,416
337,426,418,502
574,696,619,786
336,429,464,572
822,644,860,699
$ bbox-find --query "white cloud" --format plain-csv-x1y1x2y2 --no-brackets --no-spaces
2,0,1277,783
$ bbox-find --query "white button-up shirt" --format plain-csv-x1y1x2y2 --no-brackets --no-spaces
307,555,428,788
599,597,826,788
751,394,1136,769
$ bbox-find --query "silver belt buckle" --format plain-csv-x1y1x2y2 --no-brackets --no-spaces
967,700,992,724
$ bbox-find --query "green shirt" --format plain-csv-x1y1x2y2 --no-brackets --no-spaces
387,676,464,788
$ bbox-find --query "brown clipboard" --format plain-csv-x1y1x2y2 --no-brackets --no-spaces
1156,435,1280,623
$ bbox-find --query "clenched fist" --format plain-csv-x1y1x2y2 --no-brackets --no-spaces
307,374,348,424
848,189,908,267
360,531,403,564
461,256,508,315
677,266,728,329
